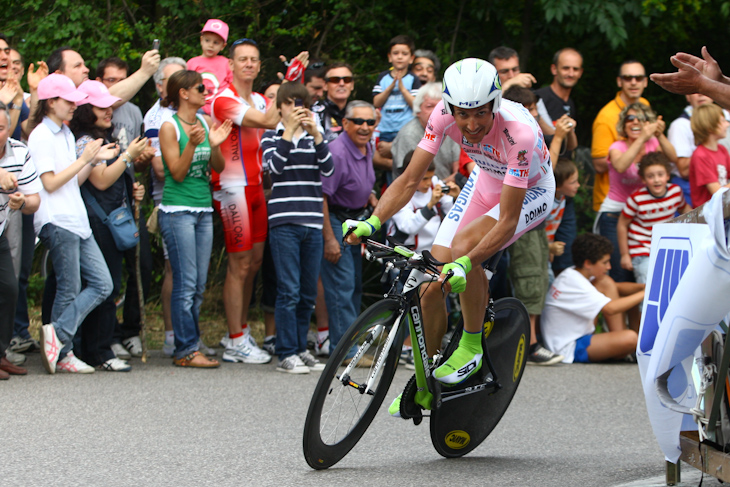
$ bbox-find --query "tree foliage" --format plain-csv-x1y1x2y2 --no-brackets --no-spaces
0,0,728,139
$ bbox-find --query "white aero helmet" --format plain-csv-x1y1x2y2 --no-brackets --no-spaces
441,58,502,116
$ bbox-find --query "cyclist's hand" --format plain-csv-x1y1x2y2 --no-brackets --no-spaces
342,215,381,244
439,256,472,294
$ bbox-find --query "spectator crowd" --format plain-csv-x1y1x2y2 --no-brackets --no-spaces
1,21,727,380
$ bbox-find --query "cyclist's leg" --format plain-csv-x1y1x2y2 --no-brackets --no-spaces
433,216,496,384
433,179,555,384
420,244,452,356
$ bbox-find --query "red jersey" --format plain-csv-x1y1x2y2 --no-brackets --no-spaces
210,85,269,190
622,183,686,257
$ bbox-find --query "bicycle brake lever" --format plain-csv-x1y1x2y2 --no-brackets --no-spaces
342,226,355,243
440,270,454,295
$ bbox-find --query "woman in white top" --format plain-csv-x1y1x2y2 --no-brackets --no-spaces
29,74,118,375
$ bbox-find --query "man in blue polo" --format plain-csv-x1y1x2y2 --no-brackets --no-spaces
321,100,379,352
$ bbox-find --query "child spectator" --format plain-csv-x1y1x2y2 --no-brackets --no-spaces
542,233,643,364
545,159,580,274
387,153,456,252
689,103,730,207
502,85,563,365
261,82,333,374
618,152,690,283
30,74,117,374
372,35,421,143
186,19,233,115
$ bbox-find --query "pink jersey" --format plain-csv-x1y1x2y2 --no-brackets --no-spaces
211,86,269,190
187,55,233,115
418,99,552,193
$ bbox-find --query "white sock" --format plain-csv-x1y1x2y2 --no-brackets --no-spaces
165,331,174,344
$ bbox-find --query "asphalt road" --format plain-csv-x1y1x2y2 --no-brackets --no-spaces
1,351,722,487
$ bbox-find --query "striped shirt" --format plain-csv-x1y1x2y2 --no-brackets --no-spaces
545,195,566,242
0,139,43,235
262,124,334,229
621,184,686,257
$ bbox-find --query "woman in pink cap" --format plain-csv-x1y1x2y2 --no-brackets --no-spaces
69,80,149,372
29,73,119,375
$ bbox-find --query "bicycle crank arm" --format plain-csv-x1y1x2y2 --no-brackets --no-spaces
440,377,500,403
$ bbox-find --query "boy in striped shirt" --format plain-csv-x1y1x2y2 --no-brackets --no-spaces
261,82,334,374
618,152,691,284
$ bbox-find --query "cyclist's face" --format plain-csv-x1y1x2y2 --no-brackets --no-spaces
454,104,494,144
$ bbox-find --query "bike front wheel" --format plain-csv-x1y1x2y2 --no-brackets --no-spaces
303,298,404,469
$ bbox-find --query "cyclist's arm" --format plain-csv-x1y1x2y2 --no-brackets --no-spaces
463,184,527,265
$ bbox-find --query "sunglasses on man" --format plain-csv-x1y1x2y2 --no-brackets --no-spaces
346,117,376,126
327,76,354,84
620,75,645,82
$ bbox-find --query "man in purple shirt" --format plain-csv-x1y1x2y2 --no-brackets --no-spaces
321,100,379,352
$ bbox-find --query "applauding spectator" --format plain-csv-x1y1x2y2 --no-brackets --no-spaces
158,70,232,368
30,74,117,375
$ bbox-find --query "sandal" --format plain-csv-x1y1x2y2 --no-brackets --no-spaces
173,351,220,368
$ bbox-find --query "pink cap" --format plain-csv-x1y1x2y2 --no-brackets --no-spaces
37,74,88,102
76,80,121,108
201,19,229,42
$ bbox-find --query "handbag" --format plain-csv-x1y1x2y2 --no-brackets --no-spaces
81,185,140,251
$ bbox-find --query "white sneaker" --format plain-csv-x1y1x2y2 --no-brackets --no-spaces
9,336,39,353
277,354,310,374
56,352,95,374
222,341,272,364
5,350,26,366
97,357,132,372
162,341,175,357
244,332,259,350
298,350,325,371
315,336,330,357
198,339,216,357
111,342,131,360
40,324,61,375
122,336,143,357
219,334,232,349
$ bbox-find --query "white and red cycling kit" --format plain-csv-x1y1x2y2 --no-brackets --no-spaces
210,86,270,252
417,99,556,249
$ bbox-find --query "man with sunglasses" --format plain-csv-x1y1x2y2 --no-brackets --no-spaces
311,63,355,142
210,38,280,364
320,101,379,354
591,61,650,212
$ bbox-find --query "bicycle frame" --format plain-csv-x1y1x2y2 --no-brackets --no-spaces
351,239,502,413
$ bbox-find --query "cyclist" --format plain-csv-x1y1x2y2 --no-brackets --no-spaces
345,58,555,390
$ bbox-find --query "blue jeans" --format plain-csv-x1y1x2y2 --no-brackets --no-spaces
158,210,213,359
321,213,362,351
270,224,323,359
39,223,113,356
597,212,634,283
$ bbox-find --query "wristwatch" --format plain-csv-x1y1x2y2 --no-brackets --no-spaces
7,102,20,110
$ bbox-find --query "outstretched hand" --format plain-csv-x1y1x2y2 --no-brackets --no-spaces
209,119,233,148
650,47,726,95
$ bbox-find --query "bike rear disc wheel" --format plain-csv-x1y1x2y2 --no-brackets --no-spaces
430,297,530,458
303,298,404,469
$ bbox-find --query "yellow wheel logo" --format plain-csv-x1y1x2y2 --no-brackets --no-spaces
445,430,471,450
513,334,525,382
482,320,494,339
